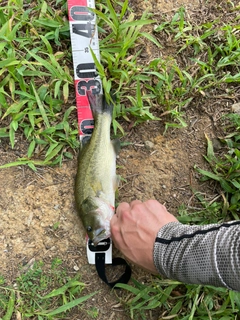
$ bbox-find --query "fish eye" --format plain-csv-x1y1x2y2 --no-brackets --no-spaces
87,226,92,232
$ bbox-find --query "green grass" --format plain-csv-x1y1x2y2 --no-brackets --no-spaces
95,2,240,132
0,0,77,169
115,278,240,320
0,258,97,319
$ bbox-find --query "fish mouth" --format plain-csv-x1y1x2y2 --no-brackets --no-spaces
92,229,107,246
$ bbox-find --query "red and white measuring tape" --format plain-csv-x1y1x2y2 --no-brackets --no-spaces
67,0,131,287
67,0,101,140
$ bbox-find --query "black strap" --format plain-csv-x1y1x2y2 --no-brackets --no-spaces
95,252,131,288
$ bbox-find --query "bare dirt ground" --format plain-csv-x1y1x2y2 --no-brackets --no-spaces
0,0,237,319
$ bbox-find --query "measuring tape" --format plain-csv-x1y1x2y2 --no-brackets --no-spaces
67,0,131,287
67,0,101,141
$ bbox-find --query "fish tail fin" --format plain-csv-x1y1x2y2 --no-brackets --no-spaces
87,91,113,117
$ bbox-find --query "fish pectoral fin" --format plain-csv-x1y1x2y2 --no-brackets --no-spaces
111,139,121,155
91,180,104,195
96,190,104,198
113,175,121,191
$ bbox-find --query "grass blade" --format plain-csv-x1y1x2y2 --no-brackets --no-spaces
2,290,15,320
44,292,97,316
41,280,85,299
30,82,50,128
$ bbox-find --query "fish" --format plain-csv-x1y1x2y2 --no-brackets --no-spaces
74,92,120,246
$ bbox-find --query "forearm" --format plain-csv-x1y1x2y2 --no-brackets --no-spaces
153,221,240,291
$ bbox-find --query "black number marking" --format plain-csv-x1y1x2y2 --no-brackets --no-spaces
77,79,101,96
76,63,98,78
72,22,95,38
70,6,94,21
81,119,94,135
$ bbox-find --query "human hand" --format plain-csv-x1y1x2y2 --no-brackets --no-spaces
110,200,177,273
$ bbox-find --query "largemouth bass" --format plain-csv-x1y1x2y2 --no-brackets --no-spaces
74,92,119,246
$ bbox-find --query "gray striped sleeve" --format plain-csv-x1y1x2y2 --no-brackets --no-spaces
153,221,240,291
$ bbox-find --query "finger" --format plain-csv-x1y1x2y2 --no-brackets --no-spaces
130,200,142,208
116,202,130,216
